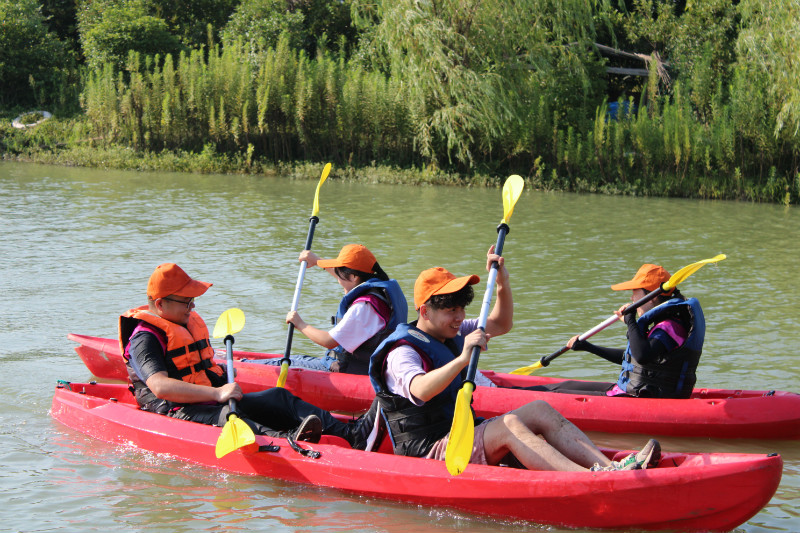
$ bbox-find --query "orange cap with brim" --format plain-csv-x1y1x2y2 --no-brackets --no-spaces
610,264,671,292
147,263,212,299
414,267,480,310
316,244,377,273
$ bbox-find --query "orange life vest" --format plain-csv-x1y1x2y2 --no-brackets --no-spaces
119,306,224,387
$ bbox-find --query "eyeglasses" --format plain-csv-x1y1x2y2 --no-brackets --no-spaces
160,296,194,310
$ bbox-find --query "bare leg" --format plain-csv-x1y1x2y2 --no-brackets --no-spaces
482,413,587,471
482,401,611,471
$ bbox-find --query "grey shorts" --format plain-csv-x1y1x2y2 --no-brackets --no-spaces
424,418,492,465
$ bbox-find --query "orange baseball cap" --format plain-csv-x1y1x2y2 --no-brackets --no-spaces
147,263,212,299
610,264,671,292
317,244,377,273
414,267,480,310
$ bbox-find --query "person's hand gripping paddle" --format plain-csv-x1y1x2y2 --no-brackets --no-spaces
445,175,524,476
510,254,726,375
213,308,255,458
277,163,331,388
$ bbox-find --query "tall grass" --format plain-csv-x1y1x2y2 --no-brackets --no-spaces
77,36,800,204
81,37,416,166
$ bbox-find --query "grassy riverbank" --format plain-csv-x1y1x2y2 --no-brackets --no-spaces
4,1,800,204
0,118,476,186
3,111,797,204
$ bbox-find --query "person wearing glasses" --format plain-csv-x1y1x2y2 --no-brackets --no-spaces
119,263,374,448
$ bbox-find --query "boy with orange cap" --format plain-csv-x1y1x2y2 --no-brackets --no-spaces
259,244,408,374
119,263,374,448
368,251,659,471
552,263,705,398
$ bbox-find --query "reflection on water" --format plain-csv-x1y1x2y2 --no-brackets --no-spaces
1,161,799,532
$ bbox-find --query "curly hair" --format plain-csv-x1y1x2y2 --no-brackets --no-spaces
425,284,474,310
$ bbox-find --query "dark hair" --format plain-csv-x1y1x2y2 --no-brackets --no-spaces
426,284,474,310
655,287,684,305
334,261,389,283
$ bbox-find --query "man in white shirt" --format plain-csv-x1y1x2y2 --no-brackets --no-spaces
369,251,660,471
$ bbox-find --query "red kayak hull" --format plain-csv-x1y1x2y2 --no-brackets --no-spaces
50,381,782,531
69,333,800,440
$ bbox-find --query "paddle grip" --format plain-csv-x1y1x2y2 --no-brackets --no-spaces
225,336,239,417
464,224,509,383
282,324,296,363
224,336,236,382
304,216,319,250
539,345,570,367
281,216,320,366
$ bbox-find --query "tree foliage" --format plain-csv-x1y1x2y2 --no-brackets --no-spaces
0,0,73,107
78,0,184,71
735,0,800,139
40,0,81,49
623,0,738,119
221,0,306,53
221,0,357,58
349,0,609,167
148,0,239,48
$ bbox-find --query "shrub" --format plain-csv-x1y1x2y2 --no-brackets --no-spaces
79,0,184,71
0,0,73,107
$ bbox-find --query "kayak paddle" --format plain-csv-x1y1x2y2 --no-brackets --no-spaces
277,162,332,388
445,175,524,476
510,253,727,375
212,308,256,458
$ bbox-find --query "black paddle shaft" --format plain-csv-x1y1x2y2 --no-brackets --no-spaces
537,283,667,367
464,223,509,383
281,215,320,365
224,335,239,418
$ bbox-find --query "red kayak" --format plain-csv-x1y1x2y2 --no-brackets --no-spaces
70,333,800,440
50,381,783,531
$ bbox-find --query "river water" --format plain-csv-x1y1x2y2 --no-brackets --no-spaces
1,161,798,532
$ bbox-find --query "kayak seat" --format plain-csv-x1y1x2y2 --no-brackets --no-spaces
318,435,352,448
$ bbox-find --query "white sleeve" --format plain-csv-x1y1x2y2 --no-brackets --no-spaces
385,345,427,406
329,300,386,353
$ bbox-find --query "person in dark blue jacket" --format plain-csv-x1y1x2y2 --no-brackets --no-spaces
535,264,704,399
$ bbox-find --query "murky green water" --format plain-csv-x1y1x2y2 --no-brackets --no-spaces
1,161,798,532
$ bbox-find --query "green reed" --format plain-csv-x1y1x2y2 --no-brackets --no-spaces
59,33,800,204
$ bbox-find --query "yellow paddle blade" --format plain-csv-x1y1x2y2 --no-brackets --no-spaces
510,360,543,375
276,361,289,388
500,175,524,224
445,382,476,476
212,308,246,338
311,163,331,217
215,414,256,458
663,254,726,291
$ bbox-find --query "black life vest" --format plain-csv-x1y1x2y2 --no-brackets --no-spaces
618,297,705,398
369,322,476,457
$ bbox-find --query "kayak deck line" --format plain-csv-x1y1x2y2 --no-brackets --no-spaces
69,333,800,440
51,381,783,532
